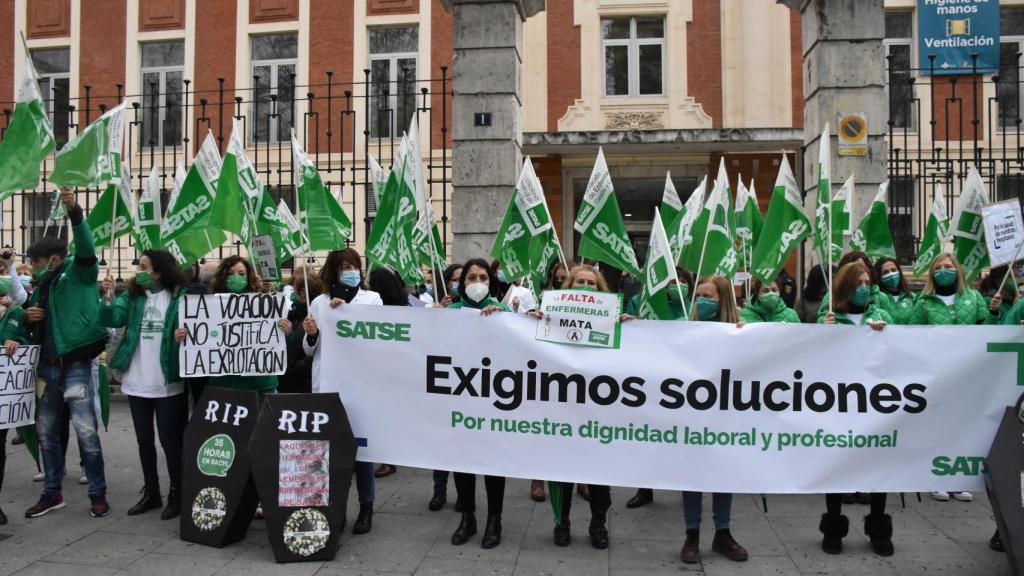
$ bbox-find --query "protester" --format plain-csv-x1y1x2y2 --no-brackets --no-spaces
978,264,1017,319
776,267,798,308
439,263,463,307
739,276,799,324
0,265,30,525
819,262,891,327
447,258,509,548
22,188,110,519
873,257,915,325
625,267,693,320
277,267,323,394
797,264,831,323
498,265,537,315
490,259,512,302
368,267,410,479
302,248,381,534
98,250,187,520
680,275,748,564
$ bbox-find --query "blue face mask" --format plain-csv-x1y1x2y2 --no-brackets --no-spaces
696,297,720,321
425,283,434,296
497,270,507,284
851,284,870,307
340,270,361,288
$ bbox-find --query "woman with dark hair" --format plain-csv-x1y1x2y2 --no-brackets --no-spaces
429,263,465,507
979,264,1016,320
739,276,799,324
797,264,831,323
440,264,463,306
625,267,693,319
367,267,408,479
302,248,381,535
545,261,570,290
100,250,189,520
277,267,324,394
446,258,509,549
872,257,915,324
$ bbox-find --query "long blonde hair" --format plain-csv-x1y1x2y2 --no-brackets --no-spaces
692,276,738,322
562,265,610,292
921,252,966,296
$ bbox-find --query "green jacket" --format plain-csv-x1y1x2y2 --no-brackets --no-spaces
739,298,800,324
99,287,184,383
910,288,1000,325
874,290,915,325
1002,298,1024,325
817,303,893,325
26,215,108,357
817,286,898,323
447,297,511,312
0,305,28,343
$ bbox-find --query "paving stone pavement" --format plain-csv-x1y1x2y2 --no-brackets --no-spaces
0,404,1012,575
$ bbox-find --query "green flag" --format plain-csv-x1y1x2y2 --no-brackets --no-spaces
414,199,447,270
492,157,552,281
671,176,707,266
162,131,220,243
50,103,125,189
636,207,681,320
366,134,422,285
688,158,738,278
950,165,990,283
133,163,163,252
272,198,305,265
812,123,832,271
574,148,640,276
831,174,855,260
527,228,561,298
292,132,352,251
660,172,683,228
211,119,259,244
369,154,386,209
751,154,811,284
0,55,55,201
849,182,896,259
86,161,133,248
734,176,763,269
914,185,950,275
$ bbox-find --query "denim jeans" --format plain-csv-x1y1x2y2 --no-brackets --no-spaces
38,362,106,496
682,492,732,530
355,459,375,504
127,393,188,491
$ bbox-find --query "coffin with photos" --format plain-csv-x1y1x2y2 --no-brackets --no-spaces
179,293,288,377
317,305,1024,493
0,345,38,430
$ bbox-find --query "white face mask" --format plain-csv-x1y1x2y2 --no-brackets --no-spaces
464,282,489,303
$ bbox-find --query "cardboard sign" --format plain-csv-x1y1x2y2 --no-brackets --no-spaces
251,234,279,282
180,387,262,548
536,289,622,349
986,405,1024,576
0,346,39,430
179,293,288,377
982,200,1024,268
248,394,357,563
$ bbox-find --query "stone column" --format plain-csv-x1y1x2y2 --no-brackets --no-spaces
442,0,545,264
782,0,887,230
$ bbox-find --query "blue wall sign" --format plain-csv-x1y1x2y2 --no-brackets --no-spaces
918,0,999,75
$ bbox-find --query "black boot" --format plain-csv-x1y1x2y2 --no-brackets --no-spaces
819,513,848,554
451,512,477,545
127,486,162,516
481,514,502,549
428,487,447,511
626,488,653,509
991,530,1005,552
589,514,609,550
352,502,373,534
553,520,571,546
864,513,894,556
160,486,180,520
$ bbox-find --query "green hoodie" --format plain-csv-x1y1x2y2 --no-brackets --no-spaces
26,211,109,357
99,287,185,383
739,296,800,324
910,288,1000,325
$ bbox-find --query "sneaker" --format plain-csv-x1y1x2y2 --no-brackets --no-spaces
931,491,950,502
951,491,973,502
32,472,43,482
89,492,110,517
25,493,65,518
78,475,89,486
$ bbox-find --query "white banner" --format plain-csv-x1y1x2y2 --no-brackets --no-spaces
316,306,1024,493
0,346,40,430
179,294,287,377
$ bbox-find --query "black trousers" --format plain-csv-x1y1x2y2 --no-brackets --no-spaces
0,428,6,493
826,493,886,516
552,482,610,525
453,472,505,516
128,393,189,490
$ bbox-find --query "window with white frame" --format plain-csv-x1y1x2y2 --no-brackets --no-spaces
251,34,297,143
369,27,418,139
30,48,70,148
140,41,184,149
602,17,664,97
884,11,916,131
997,7,1024,129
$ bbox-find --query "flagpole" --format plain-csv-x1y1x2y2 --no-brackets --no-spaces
996,237,1024,296
108,179,119,298
689,204,715,317
827,175,834,315
423,198,447,301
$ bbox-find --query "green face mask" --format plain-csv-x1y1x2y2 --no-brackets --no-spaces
33,261,54,282
933,268,957,288
850,284,870,307
667,283,688,304
696,296,720,321
225,274,248,294
135,271,154,289
574,285,597,292
290,291,301,305
759,292,782,309
0,276,13,296
880,271,901,290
